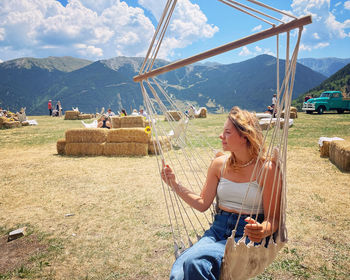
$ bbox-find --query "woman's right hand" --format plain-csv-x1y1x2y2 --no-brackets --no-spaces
161,160,177,190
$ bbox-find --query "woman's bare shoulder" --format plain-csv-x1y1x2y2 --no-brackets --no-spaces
210,154,227,170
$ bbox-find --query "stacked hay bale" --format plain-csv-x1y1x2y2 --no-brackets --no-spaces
56,139,66,155
318,137,344,158
111,116,145,128
319,141,331,157
165,111,182,121
64,111,93,120
0,116,21,129
195,107,207,118
148,136,171,155
281,107,298,119
64,111,80,120
105,128,150,156
64,129,107,156
78,114,93,120
329,140,350,171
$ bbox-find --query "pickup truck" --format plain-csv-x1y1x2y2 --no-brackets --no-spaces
302,91,350,114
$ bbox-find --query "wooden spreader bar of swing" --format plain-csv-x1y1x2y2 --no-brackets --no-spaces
133,15,312,82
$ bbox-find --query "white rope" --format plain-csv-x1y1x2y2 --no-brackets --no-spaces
218,0,281,26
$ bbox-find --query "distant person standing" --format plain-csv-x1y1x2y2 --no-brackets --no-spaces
48,100,52,116
56,101,62,117
272,94,277,106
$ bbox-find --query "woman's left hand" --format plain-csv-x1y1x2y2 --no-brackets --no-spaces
244,217,266,243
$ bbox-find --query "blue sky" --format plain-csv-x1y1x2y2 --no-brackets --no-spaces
0,0,349,64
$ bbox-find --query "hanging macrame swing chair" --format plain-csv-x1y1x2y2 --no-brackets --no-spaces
133,1,312,279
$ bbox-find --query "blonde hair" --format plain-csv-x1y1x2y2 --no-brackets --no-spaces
227,106,265,169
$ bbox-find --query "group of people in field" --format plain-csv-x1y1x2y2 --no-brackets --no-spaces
48,100,63,117
97,108,148,129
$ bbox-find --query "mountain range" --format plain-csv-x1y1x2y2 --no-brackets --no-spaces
298,57,350,77
0,55,330,115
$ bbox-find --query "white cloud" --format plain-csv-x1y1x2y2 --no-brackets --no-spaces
255,46,262,52
0,0,154,61
138,0,218,59
138,0,166,20
290,0,350,52
252,25,262,32
239,46,252,56
313,32,320,39
0,0,218,62
345,1,350,10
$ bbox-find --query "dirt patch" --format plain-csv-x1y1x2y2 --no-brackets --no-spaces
0,234,47,274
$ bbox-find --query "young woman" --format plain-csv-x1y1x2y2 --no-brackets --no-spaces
161,106,281,280
97,115,111,129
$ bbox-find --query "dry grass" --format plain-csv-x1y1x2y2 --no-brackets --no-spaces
0,113,349,279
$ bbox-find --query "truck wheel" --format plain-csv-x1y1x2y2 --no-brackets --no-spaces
337,109,344,114
317,106,325,114
306,111,312,114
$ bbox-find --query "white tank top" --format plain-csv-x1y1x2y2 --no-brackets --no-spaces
217,157,264,214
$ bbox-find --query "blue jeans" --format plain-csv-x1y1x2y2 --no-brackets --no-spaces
170,211,264,280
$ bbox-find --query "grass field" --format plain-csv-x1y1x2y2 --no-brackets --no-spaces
0,112,349,279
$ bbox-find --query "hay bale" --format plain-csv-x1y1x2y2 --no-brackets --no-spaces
57,139,66,155
329,140,350,172
107,128,151,143
148,136,172,155
104,143,148,156
144,120,151,128
165,111,182,121
110,116,121,128
65,143,105,156
320,141,331,157
281,110,297,119
259,122,272,130
78,114,93,120
0,117,7,125
195,107,207,118
3,121,21,128
65,129,108,143
120,116,145,128
290,106,298,118
64,110,80,120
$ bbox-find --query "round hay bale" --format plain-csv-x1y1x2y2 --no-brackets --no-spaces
165,111,182,121
65,128,108,143
65,143,105,156
64,110,80,120
329,140,350,172
104,143,148,156
57,139,66,155
148,136,171,155
107,128,151,143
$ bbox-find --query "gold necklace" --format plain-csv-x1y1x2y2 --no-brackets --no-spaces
235,158,255,168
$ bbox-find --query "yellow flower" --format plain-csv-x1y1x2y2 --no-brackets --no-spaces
145,126,151,134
